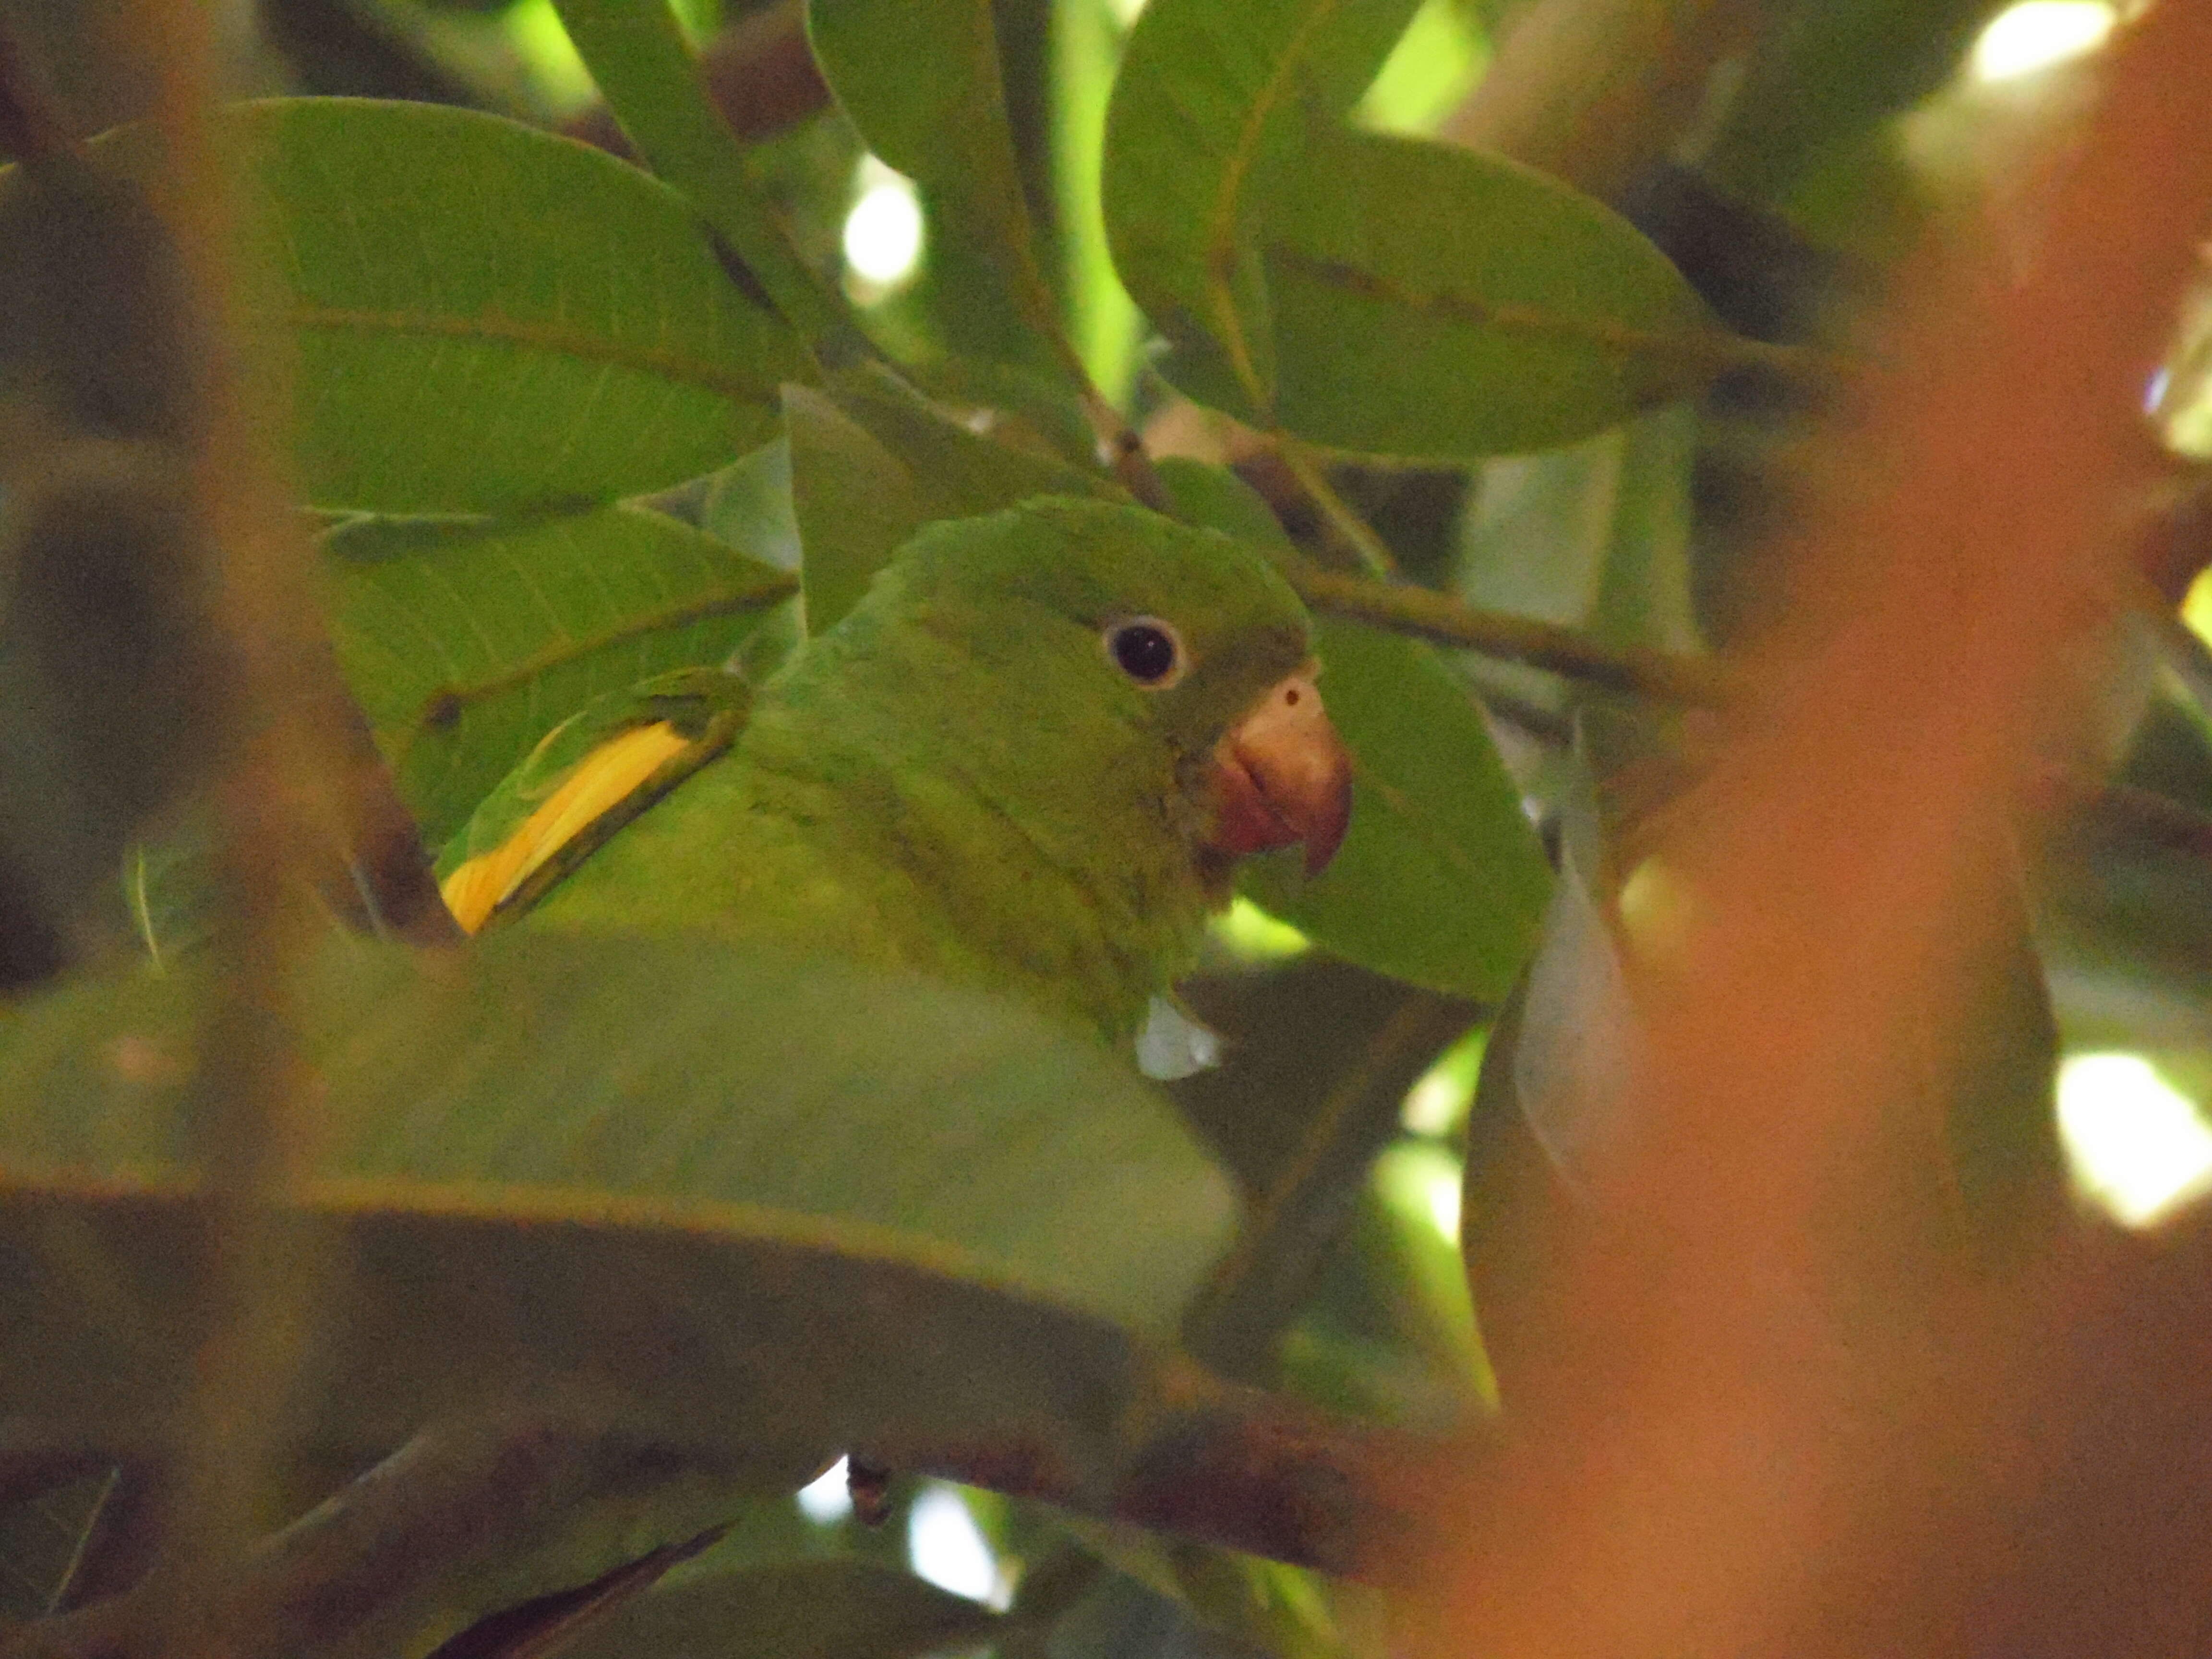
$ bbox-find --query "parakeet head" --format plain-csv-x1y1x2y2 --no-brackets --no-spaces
829,497,1352,882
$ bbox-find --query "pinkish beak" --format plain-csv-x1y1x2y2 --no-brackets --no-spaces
1206,667,1353,876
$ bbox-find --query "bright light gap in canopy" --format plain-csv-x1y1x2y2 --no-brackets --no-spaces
908,1485,1009,1608
796,1456,853,1525
1968,1,2117,82
842,156,926,301
2056,1052,2212,1228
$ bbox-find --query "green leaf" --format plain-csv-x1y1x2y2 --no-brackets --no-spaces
1101,0,1424,419
1053,0,1146,404
786,365,1122,634
698,439,804,572
1250,126,1716,458
783,383,931,637
1457,973,1572,1407
806,0,1073,377
229,98,810,512
1065,1523,1353,1659
560,1559,1003,1659
1101,0,1719,457
1458,406,1703,716
0,932,1238,1455
1243,616,1551,999
805,0,1018,192
326,504,795,847
551,0,855,352
1151,458,1550,999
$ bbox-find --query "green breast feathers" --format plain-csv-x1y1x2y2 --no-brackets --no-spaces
438,498,1352,1045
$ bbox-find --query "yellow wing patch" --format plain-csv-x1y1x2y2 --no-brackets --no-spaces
440,721,693,935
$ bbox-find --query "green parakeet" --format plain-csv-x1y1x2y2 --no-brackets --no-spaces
439,498,1352,1045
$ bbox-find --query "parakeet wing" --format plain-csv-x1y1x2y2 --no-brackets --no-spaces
439,667,753,935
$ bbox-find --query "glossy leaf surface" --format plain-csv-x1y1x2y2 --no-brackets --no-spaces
1253,126,1717,458
1101,0,1422,416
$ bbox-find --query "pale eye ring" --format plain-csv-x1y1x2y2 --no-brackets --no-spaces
1104,616,1186,687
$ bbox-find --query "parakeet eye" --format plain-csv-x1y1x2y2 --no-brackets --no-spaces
1105,618,1185,687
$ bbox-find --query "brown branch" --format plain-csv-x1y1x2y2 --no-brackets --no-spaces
114,0,357,1636
1288,560,1741,706
875,1362,1453,1585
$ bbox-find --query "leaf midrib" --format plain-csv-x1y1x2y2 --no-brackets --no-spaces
290,303,769,401
1199,0,1353,409
385,575,797,753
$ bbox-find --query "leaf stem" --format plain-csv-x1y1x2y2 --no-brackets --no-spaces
1287,560,1741,706
1268,436,1398,576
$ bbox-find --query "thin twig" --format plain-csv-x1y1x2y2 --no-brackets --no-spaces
1268,438,1399,576
1288,560,1741,706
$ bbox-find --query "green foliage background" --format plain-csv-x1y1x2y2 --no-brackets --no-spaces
1,0,2209,1655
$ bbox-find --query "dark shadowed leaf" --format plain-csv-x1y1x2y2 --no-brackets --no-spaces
1703,0,2002,204
559,1558,1003,1659
0,933,1237,1461
1065,1522,1356,1659
325,505,796,851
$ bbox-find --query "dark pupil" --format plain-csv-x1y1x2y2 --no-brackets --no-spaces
1112,624,1177,683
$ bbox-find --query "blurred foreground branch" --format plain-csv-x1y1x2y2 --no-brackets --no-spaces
1407,2,2212,1654
0,1374,1448,1656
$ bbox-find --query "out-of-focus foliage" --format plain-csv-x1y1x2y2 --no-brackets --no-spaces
2,0,2208,1654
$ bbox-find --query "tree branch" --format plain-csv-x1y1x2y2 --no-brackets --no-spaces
1287,560,1740,706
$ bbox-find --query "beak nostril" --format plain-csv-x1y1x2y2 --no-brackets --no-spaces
1203,671,1353,874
